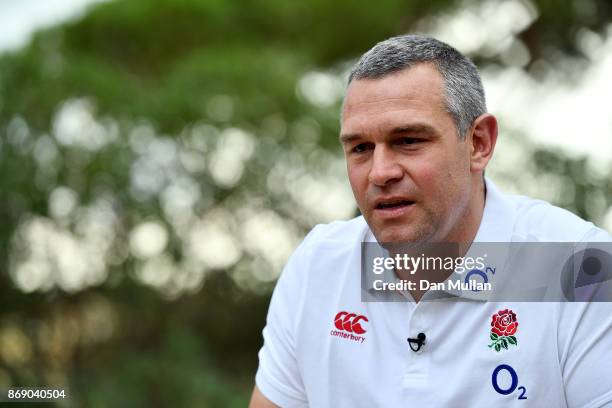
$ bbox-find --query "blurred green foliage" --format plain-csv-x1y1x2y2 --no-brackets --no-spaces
1,0,612,406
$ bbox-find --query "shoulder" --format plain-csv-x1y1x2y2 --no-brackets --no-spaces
504,192,610,242
300,215,369,249
280,215,368,280
271,216,367,315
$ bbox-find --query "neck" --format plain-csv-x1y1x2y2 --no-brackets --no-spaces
401,177,487,302
446,177,487,247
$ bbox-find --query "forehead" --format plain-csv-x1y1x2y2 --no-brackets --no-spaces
341,63,450,134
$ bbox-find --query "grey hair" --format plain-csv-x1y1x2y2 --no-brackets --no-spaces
348,34,486,139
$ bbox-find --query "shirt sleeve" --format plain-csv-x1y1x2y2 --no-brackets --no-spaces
559,227,612,408
255,227,322,407
558,302,612,408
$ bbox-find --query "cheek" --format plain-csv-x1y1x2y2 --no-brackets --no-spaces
416,149,469,189
347,164,368,200
413,163,437,185
409,158,442,193
410,156,461,210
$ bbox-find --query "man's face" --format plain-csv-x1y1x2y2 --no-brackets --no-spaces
340,63,473,243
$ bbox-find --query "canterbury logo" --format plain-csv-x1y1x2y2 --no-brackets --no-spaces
334,311,368,334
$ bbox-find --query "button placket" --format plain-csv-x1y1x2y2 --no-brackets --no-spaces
403,302,431,387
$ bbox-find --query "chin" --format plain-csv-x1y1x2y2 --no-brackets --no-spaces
376,229,420,244
371,220,437,244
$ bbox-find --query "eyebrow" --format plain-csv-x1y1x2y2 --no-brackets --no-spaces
339,133,362,143
391,124,437,135
339,124,437,143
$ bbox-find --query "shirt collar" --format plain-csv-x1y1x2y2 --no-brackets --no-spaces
444,177,516,301
473,177,515,243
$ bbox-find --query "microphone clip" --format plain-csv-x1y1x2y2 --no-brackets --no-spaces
407,332,426,352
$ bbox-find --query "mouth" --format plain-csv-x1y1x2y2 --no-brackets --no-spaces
375,199,414,210
373,198,415,218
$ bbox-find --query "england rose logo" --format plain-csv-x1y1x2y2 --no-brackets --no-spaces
488,309,518,352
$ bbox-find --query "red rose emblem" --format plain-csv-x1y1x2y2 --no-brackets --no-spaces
491,309,518,337
488,309,519,352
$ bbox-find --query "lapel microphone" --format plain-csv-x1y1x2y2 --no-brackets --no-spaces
407,332,426,352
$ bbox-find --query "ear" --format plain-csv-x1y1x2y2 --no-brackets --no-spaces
469,113,498,173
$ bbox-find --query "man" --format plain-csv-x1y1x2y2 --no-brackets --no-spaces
250,35,612,407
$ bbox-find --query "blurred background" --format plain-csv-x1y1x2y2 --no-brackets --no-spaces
1,0,612,406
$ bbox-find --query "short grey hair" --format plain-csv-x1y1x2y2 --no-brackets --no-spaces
348,34,486,139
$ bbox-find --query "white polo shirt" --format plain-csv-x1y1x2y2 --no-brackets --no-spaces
255,179,612,407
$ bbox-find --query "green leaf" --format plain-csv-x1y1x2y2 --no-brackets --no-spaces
490,332,499,340
508,336,517,345
501,339,508,349
495,343,501,352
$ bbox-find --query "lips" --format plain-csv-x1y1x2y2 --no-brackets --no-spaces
372,197,416,219
375,199,414,210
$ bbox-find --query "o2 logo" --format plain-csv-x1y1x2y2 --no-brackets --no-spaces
465,267,496,291
491,364,527,400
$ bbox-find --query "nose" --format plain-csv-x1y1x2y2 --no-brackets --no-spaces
368,145,403,186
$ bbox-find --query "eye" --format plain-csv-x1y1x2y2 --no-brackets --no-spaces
398,137,421,145
352,143,370,153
